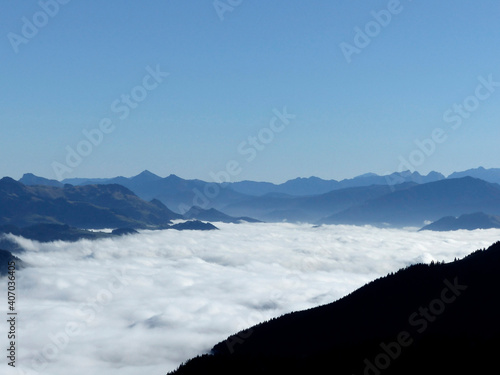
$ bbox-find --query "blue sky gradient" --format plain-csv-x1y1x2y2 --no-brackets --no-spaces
1,1,499,182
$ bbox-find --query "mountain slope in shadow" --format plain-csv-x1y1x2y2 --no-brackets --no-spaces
222,182,416,222
420,212,500,231
448,166,500,184
62,171,251,214
323,177,500,227
183,206,261,223
170,241,500,375
0,177,182,229
0,248,23,276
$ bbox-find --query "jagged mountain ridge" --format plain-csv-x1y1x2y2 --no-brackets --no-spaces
55,169,444,198
0,177,182,229
448,166,500,184
16,168,500,226
229,170,444,196
20,171,428,221
323,177,500,227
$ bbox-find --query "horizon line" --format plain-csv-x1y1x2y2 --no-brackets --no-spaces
10,166,494,185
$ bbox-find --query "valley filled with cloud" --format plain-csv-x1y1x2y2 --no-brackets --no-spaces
3,222,500,375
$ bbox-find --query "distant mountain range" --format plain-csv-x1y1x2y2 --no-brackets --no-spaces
13,167,500,228
20,167,500,201
21,169,446,199
0,177,182,229
419,212,500,231
59,170,250,214
322,177,500,227
170,241,500,374
183,206,261,224
221,182,416,222
229,170,444,196
19,173,64,187
448,166,500,184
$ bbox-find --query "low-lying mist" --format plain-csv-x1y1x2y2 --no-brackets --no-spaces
3,223,499,375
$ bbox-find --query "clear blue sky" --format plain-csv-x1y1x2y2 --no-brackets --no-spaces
1,1,499,183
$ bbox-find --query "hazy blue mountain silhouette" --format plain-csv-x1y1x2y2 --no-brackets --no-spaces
0,177,182,229
419,212,500,231
448,166,500,184
229,171,444,196
170,220,218,231
334,170,444,190
15,171,437,223
23,168,500,201
19,173,63,187
0,224,141,243
323,177,500,227
54,170,444,212
225,180,280,197
148,175,250,213
17,169,500,224
61,172,250,214
184,206,261,223
229,176,338,196
62,170,162,196
170,241,500,375
222,183,416,222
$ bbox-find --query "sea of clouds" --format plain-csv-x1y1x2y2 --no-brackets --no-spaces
2,222,500,375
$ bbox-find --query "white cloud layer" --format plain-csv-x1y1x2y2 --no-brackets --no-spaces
2,223,499,375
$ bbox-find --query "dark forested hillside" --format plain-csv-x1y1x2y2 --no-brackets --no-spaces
170,241,500,375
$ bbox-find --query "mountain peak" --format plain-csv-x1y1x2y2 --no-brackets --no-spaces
356,172,379,178
19,173,63,187
286,176,326,183
166,174,182,181
139,169,158,177
426,171,445,177
0,177,20,185
134,170,162,180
